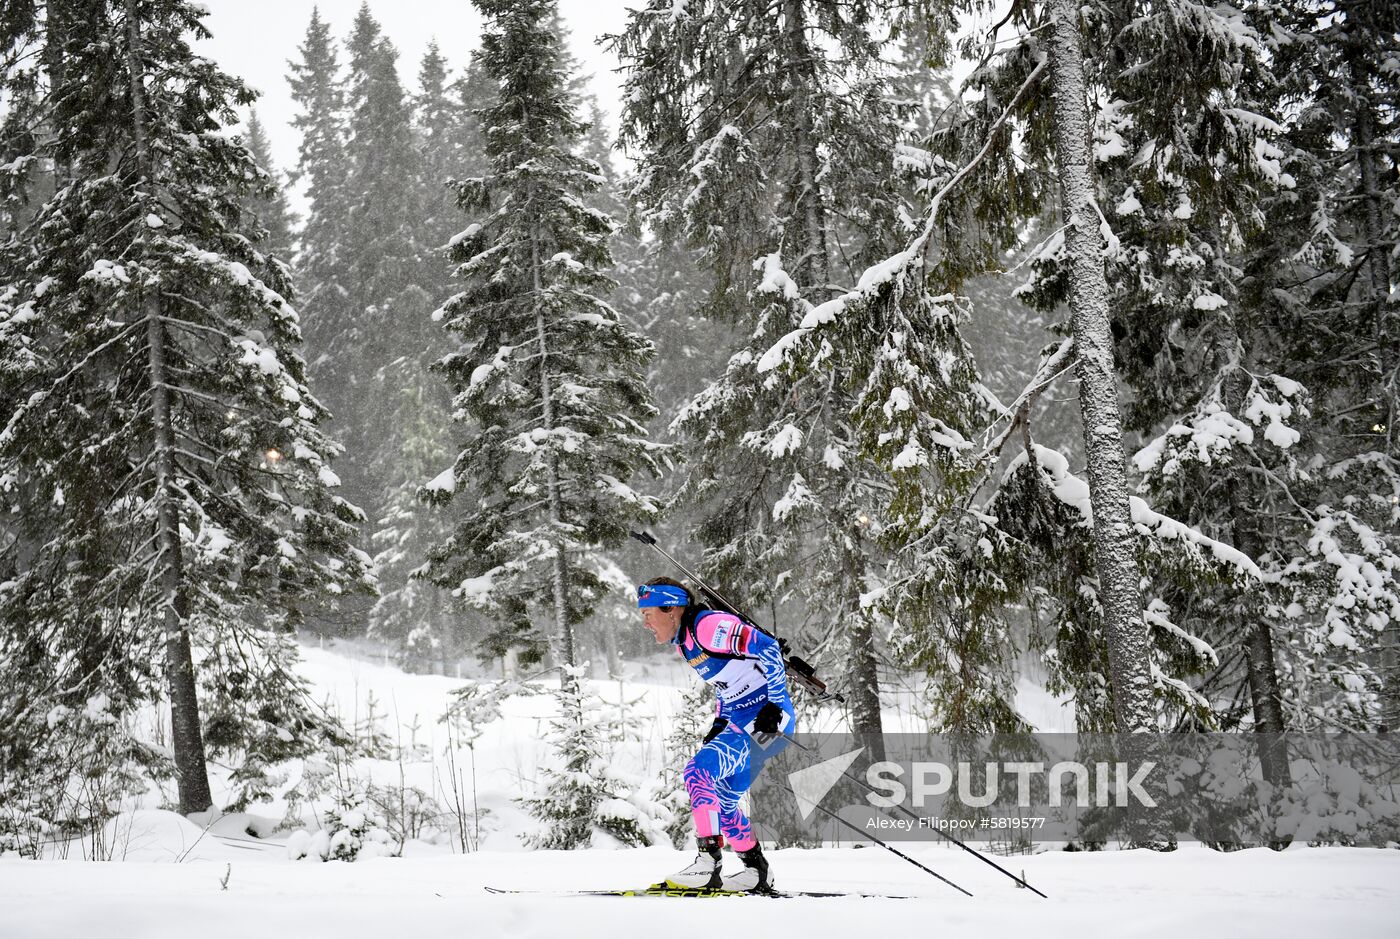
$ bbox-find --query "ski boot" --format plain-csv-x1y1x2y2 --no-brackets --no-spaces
665,835,724,890
722,843,775,894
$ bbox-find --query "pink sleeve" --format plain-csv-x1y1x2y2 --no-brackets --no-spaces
693,612,754,656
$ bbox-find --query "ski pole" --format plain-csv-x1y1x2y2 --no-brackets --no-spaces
775,776,973,897
629,530,843,703
783,734,1049,898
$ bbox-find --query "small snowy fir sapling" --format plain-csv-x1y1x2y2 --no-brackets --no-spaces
519,665,669,849
287,788,398,862
652,681,714,847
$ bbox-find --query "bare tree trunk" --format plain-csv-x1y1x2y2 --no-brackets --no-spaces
530,213,576,693
125,0,212,814
1382,627,1400,734
1347,5,1393,305
1229,495,1292,781
1356,96,1400,730
782,0,831,289
845,535,885,761
1345,3,1399,732
1046,0,1155,735
1219,357,1292,786
784,0,886,750
604,615,621,679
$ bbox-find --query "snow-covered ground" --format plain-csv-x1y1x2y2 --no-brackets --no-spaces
4,642,1397,938
5,841,1398,938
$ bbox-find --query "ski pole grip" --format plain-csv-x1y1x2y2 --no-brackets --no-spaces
629,530,657,546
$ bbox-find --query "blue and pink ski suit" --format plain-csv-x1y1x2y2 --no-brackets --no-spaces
676,610,795,851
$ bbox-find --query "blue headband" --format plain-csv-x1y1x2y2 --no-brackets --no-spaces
637,583,690,608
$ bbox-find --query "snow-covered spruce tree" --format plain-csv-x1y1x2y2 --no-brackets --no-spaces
842,0,1285,735
1053,1,1295,744
612,0,918,752
421,0,662,676
0,7,163,826
578,94,731,441
311,4,456,652
0,0,372,814
520,665,670,848
1127,0,1399,738
1038,0,1152,733
286,4,349,407
447,54,496,181
862,0,1161,733
285,765,399,862
414,41,461,266
1255,0,1399,734
413,43,496,277
567,95,712,675
612,236,728,432
971,0,1395,743
366,380,458,671
239,109,296,260
0,6,53,239
887,22,1077,457
285,5,367,642
364,43,504,669
761,297,1254,739
751,2,1271,741
585,93,727,459
334,3,436,513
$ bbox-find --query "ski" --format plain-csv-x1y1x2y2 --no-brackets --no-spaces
483,884,912,899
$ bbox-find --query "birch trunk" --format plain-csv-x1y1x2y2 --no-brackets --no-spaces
125,0,213,814
1046,0,1156,735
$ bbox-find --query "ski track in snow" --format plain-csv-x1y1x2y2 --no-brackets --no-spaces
3,643,1396,938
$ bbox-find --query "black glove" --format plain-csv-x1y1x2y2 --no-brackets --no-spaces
703,718,727,744
754,702,783,735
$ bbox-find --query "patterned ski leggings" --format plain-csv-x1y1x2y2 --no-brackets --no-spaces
683,718,788,852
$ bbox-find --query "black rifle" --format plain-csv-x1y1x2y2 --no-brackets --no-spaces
629,530,843,703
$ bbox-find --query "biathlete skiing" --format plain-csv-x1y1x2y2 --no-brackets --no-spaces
637,576,795,894
491,539,1037,900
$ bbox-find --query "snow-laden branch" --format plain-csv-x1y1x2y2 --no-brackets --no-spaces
1010,443,1263,579
756,54,1049,374
0,319,142,452
951,339,1076,516
975,338,1074,455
